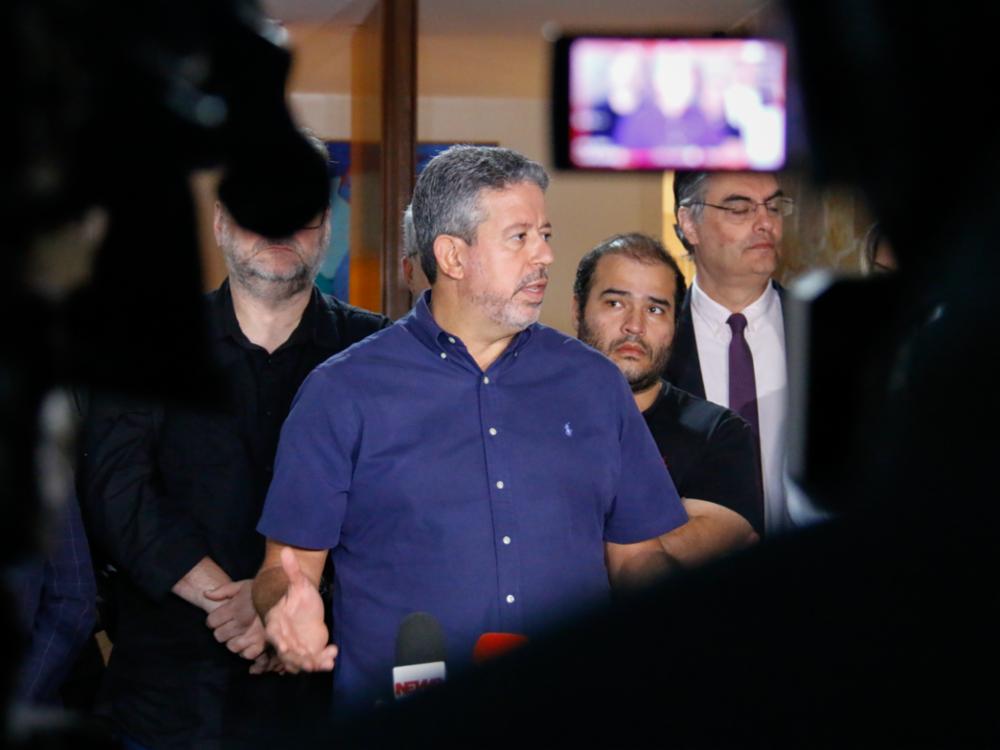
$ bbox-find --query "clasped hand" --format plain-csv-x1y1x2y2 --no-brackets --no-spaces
204,579,269,666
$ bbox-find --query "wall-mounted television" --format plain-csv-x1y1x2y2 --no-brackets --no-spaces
553,35,787,172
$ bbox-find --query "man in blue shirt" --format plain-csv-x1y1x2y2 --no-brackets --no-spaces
252,146,687,712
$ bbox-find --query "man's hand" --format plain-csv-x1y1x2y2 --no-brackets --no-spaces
249,651,287,676
204,579,267,661
263,547,337,673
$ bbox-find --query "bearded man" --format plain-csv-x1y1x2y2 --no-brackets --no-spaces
79,135,390,749
251,146,688,713
574,232,761,561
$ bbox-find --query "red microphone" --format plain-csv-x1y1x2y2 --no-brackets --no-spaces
473,632,528,665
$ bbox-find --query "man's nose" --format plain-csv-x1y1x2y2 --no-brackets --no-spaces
623,306,644,334
752,203,776,232
532,233,554,266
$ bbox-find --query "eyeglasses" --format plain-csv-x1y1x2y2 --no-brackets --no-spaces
686,197,795,224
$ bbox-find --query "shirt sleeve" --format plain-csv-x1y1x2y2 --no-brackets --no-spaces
257,366,359,550
15,492,98,703
79,395,211,600
605,377,689,544
684,412,764,534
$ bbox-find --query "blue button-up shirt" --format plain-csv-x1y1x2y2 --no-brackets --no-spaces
258,292,686,710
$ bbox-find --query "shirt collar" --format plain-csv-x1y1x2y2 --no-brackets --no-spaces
690,276,779,335
641,378,673,416
742,280,780,330
405,288,536,365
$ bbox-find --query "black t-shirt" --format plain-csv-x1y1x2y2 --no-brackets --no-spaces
643,380,763,534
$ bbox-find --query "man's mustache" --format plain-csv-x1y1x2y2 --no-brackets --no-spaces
253,237,304,257
609,334,651,356
514,269,549,293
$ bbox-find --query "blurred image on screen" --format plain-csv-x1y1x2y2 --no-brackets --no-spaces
566,38,786,171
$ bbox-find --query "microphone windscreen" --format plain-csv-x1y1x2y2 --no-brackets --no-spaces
473,632,529,664
395,612,447,667
218,132,330,239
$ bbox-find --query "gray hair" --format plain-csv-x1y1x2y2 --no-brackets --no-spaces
411,145,549,284
671,170,711,253
401,204,418,259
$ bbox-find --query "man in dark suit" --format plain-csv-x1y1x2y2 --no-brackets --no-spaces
666,171,794,535
574,232,761,561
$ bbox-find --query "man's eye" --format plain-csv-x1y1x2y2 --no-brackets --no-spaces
649,306,664,315
606,300,622,308
542,232,553,242
727,202,752,216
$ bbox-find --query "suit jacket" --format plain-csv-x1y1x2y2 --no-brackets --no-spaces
664,279,786,398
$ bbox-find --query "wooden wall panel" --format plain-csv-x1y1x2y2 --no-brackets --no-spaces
350,0,417,318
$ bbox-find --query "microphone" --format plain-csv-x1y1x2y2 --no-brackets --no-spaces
393,612,447,700
473,632,529,665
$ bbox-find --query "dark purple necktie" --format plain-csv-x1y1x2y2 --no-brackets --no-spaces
728,312,766,533
727,313,760,439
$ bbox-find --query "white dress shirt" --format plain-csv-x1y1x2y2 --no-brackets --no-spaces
690,277,791,535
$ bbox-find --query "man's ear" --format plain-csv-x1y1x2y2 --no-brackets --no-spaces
212,201,226,246
571,296,582,334
401,256,414,285
433,235,466,280
676,207,700,248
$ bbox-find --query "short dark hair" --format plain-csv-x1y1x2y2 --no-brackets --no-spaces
410,145,549,284
573,232,687,319
671,170,711,254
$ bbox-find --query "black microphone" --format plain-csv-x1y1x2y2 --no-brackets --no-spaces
393,612,447,700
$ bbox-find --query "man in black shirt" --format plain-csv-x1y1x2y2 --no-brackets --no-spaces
79,152,390,748
573,232,760,565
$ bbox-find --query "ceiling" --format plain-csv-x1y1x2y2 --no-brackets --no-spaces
262,0,775,36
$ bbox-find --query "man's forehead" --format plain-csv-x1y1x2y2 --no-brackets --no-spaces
478,181,545,209
593,253,677,299
704,172,781,200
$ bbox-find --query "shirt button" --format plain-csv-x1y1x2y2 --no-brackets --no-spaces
448,336,456,344
483,376,490,384
489,427,498,436
496,480,504,490
506,594,515,604
440,352,447,359
502,536,511,545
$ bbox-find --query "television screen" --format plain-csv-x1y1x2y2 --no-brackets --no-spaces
553,36,787,172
